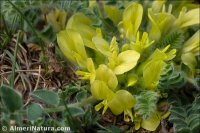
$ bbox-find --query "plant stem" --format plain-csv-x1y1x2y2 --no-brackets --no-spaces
10,31,22,88
68,96,96,107
44,96,96,113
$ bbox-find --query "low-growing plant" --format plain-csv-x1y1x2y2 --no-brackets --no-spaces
0,0,199,132
56,0,200,132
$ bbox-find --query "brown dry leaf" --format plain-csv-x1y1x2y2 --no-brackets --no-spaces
27,43,41,52
45,43,62,73
101,109,115,123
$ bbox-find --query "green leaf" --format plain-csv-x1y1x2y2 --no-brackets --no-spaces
158,63,185,91
27,103,43,121
0,85,23,112
76,90,88,102
68,107,84,117
194,78,200,91
135,91,159,119
157,31,184,51
31,90,59,106
169,96,200,133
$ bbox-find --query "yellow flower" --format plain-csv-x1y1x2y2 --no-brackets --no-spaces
67,13,97,50
118,2,143,41
181,30,199,75
76,58,96,83
143,60,166,90
109,50,140,75
92,80,115,114
148,8,175,41
77,59,118,114
148,5,200,41
142,45,176,89
47,9,67,32
77,59,118,88
108,90,136,122
130,32,154,53
182,30,200,56
104,5,122,25
174,7,200,28
77,60,119,115
95,65,118,90
141,112,161,131
152,0,166,13
57,29,87,69
93,36,140,75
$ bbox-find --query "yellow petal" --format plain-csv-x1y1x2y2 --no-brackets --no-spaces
175,8,200,28
92,36,110,56
121,44,130,51
91,80,115,100
131,32,153,53
141,112,161,131
67,13,96,50
74,52,88,69
76,71,91,80
161,111,170,119
109,37,119,54
96,65,118,90
148,9,175,41
127,74,138,87
135,121,141,130
87,58,95,73
47,9,67,32
152,0,166,13
181,53,197,73
116,90,136,108
109,90,136,115
57,29,87,68
148,9,161,41
108,97,124,115
114,50,140,75
95,102,104,111
183,30,200,54
143,60,165,89
57,31,75,62
151,49,167,61
86,58,96,83
95,100,110,114
165,49,176,60
67,13,92,27
122,2,143,40
124,109,134,122
104,5,122,25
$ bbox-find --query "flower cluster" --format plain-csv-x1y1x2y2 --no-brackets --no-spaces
57,1,199,131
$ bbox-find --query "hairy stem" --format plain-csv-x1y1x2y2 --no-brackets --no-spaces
44,96,96,113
